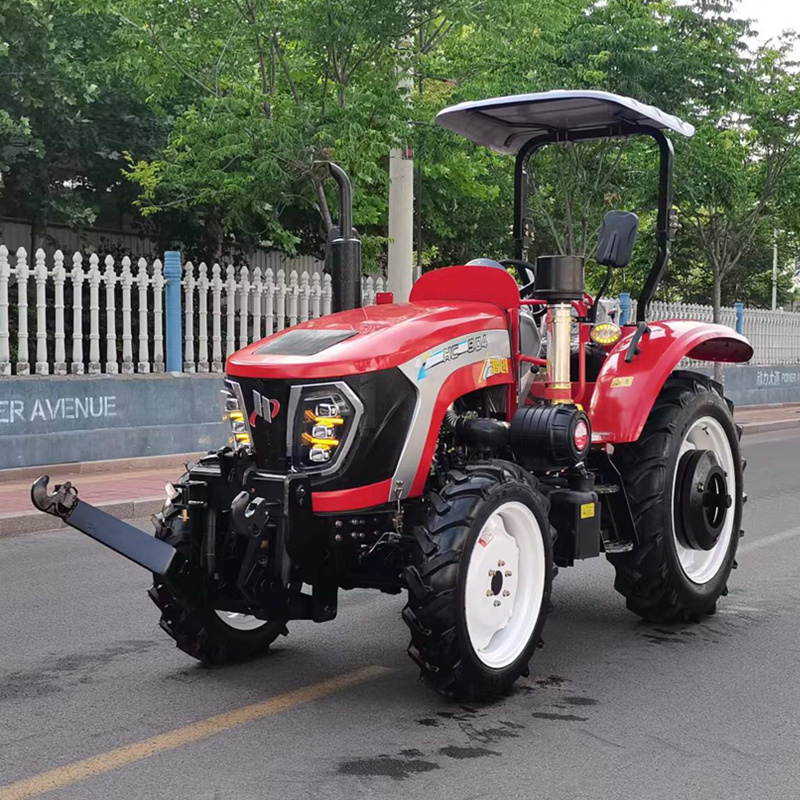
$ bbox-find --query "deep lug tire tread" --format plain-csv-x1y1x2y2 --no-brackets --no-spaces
608,371,743,623
403,460,553,699
150,501,283,665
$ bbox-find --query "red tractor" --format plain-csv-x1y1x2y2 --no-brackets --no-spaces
32,91,753,699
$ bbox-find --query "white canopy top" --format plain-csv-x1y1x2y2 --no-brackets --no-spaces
435,90,695,154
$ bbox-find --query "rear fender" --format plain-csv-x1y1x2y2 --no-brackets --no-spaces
588,320,752,444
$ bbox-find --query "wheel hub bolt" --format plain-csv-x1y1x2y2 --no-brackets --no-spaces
488,569,495,576
505,570,512,577
498,560,505,566
493,600,501,607
486,589,493,597
502,590,510,597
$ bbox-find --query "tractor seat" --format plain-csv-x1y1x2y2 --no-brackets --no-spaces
465,257,506,270
466,257,542,360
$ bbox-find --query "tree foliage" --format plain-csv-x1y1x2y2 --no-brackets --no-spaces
0,0,168,249
0,0,799,305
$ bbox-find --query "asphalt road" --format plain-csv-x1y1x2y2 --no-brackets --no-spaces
2,428,800,800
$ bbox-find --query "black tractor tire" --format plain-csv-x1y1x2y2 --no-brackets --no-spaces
149,501,285,665
608,370,743,623
403,461,553,700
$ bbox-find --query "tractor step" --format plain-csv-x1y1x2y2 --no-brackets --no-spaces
603,538,634,553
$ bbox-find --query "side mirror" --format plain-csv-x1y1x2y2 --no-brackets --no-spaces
596,211,639,268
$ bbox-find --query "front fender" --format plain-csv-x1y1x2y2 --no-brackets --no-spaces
588,320,752,443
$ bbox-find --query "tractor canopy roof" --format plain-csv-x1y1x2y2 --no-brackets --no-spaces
435,90,695,155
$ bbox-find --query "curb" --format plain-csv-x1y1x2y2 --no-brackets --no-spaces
0,496,164,539
1,418,798,540
739,418,800,436
0,452,206,483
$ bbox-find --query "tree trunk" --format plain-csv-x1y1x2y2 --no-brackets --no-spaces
30,206,46,255
205,207,223,261
314,176,334,232
712,265,721,324
712,262,723,384
30,157,49,254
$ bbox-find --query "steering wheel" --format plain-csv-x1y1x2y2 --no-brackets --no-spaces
499,259,537,299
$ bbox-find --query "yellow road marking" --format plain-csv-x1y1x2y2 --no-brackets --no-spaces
0,664,391,800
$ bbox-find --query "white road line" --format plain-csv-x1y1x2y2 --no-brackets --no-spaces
739,526,800,554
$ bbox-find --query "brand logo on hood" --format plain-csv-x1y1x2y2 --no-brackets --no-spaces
250,391,281,425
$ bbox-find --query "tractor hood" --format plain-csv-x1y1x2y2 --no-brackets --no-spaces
225,301,510,380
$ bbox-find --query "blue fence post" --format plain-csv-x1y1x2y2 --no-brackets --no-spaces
619,292,631,325
164,250,183,373
734,302,744,334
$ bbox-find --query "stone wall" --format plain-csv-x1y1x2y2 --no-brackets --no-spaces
2,364,798,470
717,364,800,407
0,374,226,469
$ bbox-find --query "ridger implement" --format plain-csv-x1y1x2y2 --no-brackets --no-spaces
32,91,753,699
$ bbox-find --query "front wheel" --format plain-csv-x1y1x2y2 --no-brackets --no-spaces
608,371,743,622
403,462,553,699
149,503,286,664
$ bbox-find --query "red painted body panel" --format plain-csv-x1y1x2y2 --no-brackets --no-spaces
588,320,753,443
312,479,394,513
226,300,509,379
410,265,521,309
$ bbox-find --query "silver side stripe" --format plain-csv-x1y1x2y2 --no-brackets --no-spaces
392,328,512,498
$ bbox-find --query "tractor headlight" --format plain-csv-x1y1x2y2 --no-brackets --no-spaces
289,383,362,471
590,322,622,347
219,380,252,449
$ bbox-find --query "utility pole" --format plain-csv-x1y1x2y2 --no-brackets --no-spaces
387,40,414,302
772,229,778,311
387,146,414,301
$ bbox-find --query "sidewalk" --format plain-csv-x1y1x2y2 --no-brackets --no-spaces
0,453,201,537
2,403,799,539
734,403,800,435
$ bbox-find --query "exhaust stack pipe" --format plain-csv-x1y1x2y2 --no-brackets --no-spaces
327,163,362,312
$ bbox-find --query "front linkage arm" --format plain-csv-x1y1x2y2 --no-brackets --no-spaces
31,475,179,578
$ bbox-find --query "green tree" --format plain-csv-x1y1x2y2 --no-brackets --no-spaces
112,0,446,265
676,38,800,320
0,0,167,251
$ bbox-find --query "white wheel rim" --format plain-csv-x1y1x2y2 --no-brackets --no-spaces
214,610,269,631
464,501,546,669
671,415,736,585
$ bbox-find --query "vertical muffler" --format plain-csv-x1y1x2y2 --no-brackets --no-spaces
326,163,362,312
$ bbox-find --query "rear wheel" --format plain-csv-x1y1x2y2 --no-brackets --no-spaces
403,461,553,699
149,503,285,664
608,371,743,622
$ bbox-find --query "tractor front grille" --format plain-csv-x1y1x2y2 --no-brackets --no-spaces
229,377,293,472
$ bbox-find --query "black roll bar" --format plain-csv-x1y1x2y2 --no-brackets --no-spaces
512,124,675,323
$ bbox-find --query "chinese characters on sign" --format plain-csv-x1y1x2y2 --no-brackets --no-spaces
755,369,800,388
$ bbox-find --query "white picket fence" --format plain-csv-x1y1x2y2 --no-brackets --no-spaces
2,245,800,376
648,300,800,366
0,246,385,376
